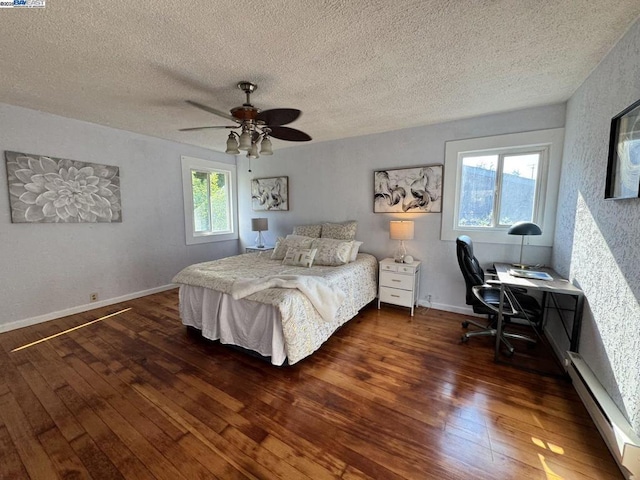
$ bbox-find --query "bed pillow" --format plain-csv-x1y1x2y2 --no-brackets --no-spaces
271,236,314,260
292,224,322,238
282,247,317,268
311,238,354,266
321,221,358,240
349,241,364,262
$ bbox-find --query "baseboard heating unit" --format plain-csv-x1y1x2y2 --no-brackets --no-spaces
566,352,640,479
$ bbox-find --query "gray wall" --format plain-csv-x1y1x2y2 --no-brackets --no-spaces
553,19,640,433
0,103,238,331
237,103,566,314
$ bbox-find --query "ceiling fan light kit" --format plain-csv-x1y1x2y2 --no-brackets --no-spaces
182,81,311,159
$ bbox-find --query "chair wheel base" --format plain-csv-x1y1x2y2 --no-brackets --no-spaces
461,321,469,328
461,335,469,343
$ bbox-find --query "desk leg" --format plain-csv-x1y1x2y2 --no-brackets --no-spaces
495,284,506,362
571,295,584,352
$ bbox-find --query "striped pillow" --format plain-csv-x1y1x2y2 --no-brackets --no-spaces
282,247,317,268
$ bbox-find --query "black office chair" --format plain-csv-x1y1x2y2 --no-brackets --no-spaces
456,235,542,355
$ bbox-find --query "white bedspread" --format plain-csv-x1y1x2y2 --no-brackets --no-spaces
172,252,378,364
230,275,346,322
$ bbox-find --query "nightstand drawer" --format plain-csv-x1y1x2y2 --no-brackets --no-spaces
381,263,400,272
397,264,417,274
379,286,413,307
380,272,414,290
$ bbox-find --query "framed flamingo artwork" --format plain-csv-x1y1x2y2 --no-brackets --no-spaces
374,165,443,213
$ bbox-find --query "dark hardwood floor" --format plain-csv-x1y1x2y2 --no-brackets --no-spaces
0,289,623,479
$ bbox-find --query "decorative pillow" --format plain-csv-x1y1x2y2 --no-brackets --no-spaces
349,241,364,262
311,238,354,266
282,247,317,267
321,221,358,240
292,224,322,238
271,236,314,260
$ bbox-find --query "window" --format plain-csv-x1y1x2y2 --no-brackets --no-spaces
181,156,237,245
458,150,543,228
441,129,564,246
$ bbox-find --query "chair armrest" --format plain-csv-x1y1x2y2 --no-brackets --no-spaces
472,285,518,316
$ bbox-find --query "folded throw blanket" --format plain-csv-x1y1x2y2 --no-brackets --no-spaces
230,275,346,322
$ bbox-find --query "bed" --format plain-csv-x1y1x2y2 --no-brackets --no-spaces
172,250,378,365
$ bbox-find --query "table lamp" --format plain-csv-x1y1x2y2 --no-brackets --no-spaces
508,221,542,268
251,218,268,248
389,220,414,263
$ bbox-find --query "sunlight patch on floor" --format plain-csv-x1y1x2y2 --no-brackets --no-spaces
532,436,566,479
11,307,132,352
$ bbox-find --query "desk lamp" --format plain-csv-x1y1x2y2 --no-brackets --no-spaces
389,220,414,263
251,218,268,248
508,221,542,268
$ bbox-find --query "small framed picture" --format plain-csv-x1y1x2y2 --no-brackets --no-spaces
251,176,289,211
605,98,640,200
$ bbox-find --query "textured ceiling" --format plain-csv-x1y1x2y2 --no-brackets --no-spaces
1,1,639,153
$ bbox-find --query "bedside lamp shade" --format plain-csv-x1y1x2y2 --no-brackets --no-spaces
389,220,414,263
508,221,542,268
251,218,268,248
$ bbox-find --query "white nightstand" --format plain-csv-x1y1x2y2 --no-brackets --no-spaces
378,258,421,316
245,245,274,253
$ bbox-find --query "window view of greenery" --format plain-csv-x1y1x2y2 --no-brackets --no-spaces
458,152,540,227
191,170,230,234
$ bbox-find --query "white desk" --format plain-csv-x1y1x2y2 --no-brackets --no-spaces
493,263,584,359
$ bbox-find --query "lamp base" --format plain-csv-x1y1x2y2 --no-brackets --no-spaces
511,263,534,270
393,240,407,263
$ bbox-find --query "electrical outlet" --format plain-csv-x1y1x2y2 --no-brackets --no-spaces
90,292,98,302
427,294,432,303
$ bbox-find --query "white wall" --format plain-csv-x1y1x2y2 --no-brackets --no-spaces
553,19,640,433
0,103,238,331
237,103,566,314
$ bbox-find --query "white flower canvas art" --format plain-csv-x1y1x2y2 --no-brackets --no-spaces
5,151,122,223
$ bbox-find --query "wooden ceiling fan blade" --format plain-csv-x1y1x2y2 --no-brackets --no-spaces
185,100,237,122
179,125,237,131
268,126,312,142
256,109,301,126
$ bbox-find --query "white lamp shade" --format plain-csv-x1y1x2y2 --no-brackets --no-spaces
389,220,414,240
251,218,268,232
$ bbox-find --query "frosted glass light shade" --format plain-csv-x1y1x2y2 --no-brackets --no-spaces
238,130,252,150
260,136,273,155
225,133,240,154
247,143,259,159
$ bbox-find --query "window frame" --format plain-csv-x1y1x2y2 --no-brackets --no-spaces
456,146,549,229
441,128,564,246
181,155,238,245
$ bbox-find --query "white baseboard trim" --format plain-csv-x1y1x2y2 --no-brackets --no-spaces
0,284,177,334
416,299,479,317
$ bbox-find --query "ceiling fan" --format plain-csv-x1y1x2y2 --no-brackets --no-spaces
180,81,312,158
